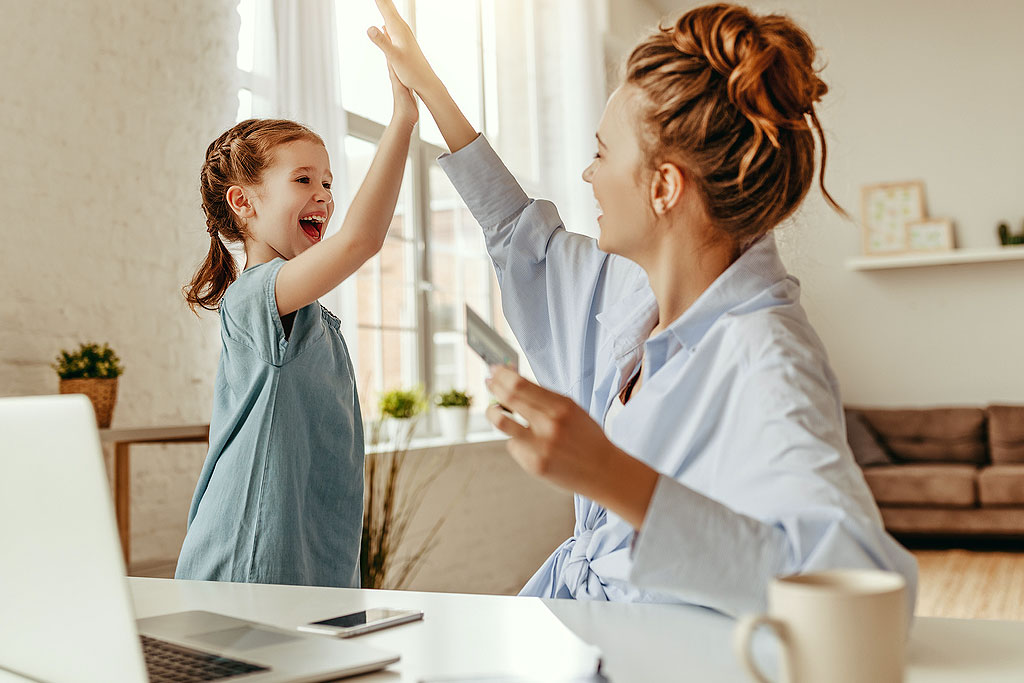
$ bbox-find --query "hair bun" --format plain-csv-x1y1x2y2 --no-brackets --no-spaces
670,5,825,149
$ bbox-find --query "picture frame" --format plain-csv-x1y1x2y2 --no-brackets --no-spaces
860,181,927,255
905,218,955,252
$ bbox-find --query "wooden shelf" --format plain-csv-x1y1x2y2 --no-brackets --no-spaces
846,246,1024,271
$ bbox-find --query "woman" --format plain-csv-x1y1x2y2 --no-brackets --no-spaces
369,0,917,617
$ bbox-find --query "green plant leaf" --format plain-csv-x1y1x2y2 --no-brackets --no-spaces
53,342,124,380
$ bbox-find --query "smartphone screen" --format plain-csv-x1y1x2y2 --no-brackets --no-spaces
302,608,423,637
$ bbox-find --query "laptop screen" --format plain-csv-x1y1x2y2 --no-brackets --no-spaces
0,395,148,682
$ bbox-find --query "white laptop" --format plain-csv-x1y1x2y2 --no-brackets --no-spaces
0,394,400,682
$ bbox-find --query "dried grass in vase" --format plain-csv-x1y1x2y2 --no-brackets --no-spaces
361,417,458,590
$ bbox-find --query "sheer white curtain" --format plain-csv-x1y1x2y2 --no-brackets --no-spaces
534,0,606,239
251,0,352,322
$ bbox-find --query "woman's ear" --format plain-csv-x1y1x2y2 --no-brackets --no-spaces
649,162,685,216
225,185,255,220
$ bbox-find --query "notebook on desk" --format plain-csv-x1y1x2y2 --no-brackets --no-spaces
0,394,399,683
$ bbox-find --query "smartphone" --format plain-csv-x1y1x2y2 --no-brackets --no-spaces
297,608,424,638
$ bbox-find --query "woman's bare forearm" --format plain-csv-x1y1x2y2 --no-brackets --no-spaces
590,447,660,530
417,76,478,154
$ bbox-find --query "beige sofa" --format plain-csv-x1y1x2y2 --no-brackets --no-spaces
846,405,1024,537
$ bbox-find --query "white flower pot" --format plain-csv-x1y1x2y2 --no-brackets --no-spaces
381,418,415,448
437,406,470,442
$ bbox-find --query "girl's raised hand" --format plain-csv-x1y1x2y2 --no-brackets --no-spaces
387,56,418,129
368,0,435,93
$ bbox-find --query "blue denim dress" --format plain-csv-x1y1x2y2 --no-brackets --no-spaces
175,258,363,587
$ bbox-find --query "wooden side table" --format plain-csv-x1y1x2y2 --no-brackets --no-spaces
98,425,210,566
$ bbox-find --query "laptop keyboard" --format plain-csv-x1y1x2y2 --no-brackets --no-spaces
141,634,269,682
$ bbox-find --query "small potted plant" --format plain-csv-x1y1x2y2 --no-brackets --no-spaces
378,387,427,446
53,342,124,428
436,389,472,441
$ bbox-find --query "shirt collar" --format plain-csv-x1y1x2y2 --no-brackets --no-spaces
595,275,659,359
596,232,793,358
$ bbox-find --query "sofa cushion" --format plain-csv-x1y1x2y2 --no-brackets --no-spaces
987,405,1024,465
857,408,987,464
978,465,1024,505
862,464,977,507
845,409,892,468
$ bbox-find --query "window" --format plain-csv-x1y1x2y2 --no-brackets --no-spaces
236,0,540,433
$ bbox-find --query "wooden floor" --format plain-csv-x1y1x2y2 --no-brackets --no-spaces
913,547,1024,620
131,547,1024,621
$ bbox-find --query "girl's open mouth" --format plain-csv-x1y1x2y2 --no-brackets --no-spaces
299,215,325,242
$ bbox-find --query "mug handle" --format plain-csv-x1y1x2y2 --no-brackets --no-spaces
733,614,790,683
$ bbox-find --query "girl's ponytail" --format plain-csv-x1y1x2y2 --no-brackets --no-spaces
183,119,324,315
184,231,238,314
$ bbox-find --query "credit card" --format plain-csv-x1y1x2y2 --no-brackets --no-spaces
465,304,518,370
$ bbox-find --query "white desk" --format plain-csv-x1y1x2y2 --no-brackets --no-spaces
116,578,1024,682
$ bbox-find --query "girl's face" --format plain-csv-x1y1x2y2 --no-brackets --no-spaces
245,138,334,260
582,85,653,260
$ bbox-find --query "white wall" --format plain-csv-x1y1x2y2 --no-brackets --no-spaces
601,0,663,90
0,1,237,564
619,0,1024,407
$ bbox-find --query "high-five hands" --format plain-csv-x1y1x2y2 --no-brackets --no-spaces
367,0,479,153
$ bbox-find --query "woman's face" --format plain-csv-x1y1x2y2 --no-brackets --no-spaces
582,85,653,259
244,139,334,260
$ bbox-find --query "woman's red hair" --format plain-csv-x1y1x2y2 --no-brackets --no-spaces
626,3,844,246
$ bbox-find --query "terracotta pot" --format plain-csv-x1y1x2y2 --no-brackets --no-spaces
59,377,118,428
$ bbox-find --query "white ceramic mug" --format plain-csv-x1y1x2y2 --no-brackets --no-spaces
733,569,908,683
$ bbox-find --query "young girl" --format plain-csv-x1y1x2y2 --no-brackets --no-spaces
369,1,917,617
174,66,418,587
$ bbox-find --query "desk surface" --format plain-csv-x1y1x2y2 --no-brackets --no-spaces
117,578,1024,682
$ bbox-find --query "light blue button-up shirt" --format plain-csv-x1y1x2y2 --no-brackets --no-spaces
438,135,917,618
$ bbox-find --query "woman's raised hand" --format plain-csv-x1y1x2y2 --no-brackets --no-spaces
368,0,435,94
368,0,478,152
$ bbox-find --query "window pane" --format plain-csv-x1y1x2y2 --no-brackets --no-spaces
335,0,410,126
236,88,253,122
356,327,420,421
345,135,418,414
428,166,520,416
414,0,482,147
237,0,255,72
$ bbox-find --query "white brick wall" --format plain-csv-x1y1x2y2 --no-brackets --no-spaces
0,0,237,564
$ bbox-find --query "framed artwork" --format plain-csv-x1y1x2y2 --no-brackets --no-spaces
860,181,927,255
906,218,955,252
